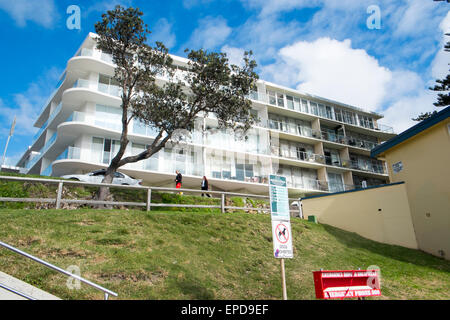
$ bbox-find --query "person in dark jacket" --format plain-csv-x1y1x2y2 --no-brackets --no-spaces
201,176,211,197
175,170,183,194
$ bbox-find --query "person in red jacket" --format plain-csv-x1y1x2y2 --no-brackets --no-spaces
175,170,183,195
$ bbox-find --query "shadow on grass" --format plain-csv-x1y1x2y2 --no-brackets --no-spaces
321,224,450,273
175,274,215,300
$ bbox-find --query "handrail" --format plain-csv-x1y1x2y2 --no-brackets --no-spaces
0,282,37,300
0,241,118,300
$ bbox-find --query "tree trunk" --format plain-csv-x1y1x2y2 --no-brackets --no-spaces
96,165,117,208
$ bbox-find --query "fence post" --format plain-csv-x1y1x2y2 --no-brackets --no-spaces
56,182,63,209
146,188,152,212
221,193,225,213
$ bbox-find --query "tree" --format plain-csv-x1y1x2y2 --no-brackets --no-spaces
94,6,258,201
429,72,450,107
413,2,449,121
411,111,438,122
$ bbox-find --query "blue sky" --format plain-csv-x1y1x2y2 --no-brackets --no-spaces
0,0,448,165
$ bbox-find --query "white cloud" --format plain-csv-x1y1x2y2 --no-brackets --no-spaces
230,15,303,64
150,18,176,49
0,0,58,28
260,36,445,133
382,91,436,133
267,37,392,111
185,16,232,50
221,45,245,66
0,67,62,137
431,11,450,81
392,0,438,38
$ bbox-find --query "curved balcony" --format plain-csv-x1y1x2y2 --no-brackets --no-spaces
62,78,122,108
67,48,115,77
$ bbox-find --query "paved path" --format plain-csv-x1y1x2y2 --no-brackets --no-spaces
0,271,61,300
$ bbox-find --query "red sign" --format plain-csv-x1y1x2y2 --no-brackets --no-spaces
313,270,381,299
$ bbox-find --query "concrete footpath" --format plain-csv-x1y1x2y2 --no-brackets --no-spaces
0,271,61,300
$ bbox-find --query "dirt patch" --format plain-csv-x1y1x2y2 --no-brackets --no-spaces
98,270,168,284
75,220,96,226
38,247,88,259
17,236,42,246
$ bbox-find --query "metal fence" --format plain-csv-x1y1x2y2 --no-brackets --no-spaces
0,175,302,216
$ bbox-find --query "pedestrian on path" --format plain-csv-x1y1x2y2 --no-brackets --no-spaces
201,176,211,197
175,170,183,195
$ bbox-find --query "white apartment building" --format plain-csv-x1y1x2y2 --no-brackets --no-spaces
17,33,396,197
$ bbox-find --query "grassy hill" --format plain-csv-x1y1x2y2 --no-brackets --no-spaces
0,208,449,300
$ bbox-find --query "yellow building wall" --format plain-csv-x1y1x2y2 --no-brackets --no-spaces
302,183,418,249
382,120,450,259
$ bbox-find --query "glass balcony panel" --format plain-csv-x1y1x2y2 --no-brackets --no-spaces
79,48,94,57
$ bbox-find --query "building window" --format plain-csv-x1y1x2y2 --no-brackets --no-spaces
91,137,120,164
267,90,276,105
310,102,319,116
286,95,294,110
327,172,344,192
277,93,284,107
95,104,122,131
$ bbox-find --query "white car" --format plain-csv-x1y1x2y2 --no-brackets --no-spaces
61,169,143,186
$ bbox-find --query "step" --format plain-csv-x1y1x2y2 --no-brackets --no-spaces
0,271,61,300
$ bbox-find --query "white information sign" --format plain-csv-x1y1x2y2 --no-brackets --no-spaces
269,175,290,222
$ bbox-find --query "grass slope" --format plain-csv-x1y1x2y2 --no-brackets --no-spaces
0,209,449,300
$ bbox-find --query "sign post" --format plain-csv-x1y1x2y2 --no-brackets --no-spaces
1,116,16,168
269,175,293,300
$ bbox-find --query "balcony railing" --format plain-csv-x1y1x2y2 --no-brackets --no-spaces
33,103,62,143
273,148,325,165
42,164,53,176
287,178,329,192
345,136,378,150
266,119,379,150
348,160,386,175
320,131,347,145
327,182,355,193
26,133,57,170
324,155,343,167
72,79,122,97
320,130,379,151
266,119,321,139
56,146,81,161
247,91,394,134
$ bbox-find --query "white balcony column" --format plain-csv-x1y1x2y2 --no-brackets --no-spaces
49,100,58,114
83,102,96,125
88,72,99,89
41,157,53,175
92,47,102,60
78,135,92,162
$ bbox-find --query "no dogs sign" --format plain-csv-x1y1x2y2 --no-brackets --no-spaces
271,221,293,259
